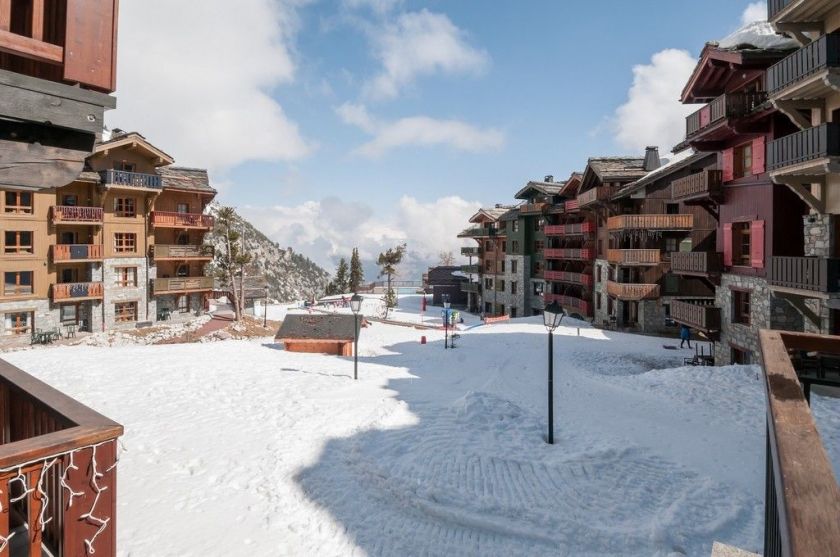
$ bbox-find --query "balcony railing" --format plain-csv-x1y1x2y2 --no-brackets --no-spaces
766,34,840,95
607,281,660,300
52,282,104,301
607,249,661,266
671,170,723,201
152,276,214,294
457,226,497,238
767,0,793,19
151,244,215,260
670,300,721,332
768,256,840,293
99,169,162,189
462,282,480,294
52,244,104,262
151,211,215,229
50,206,103,224
564,199,580,213
543,248,595,260
685,92,768,138
577,186,613,207
671,251,723,276
767,123,840,172
544,222,596,236
543,270,593,287
461,246,481,256
758,330,840,557
607,214,693,231
0,358,123,556
543,293,592,316
460,264,480,274
519,202,546,214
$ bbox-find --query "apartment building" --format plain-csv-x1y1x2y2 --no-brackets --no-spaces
458,207,508,315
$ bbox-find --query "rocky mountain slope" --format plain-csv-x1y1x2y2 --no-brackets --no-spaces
204,203,330,302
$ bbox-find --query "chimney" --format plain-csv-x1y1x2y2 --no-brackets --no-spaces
544,175,553,183
643,146,661,171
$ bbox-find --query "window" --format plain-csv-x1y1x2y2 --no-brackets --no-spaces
4,231,33,254
665,238,678,255
511,240,520,253
485,241,492,251
512,220,519,232
484,302,492,314
499,280,505,292
114,267,137,287
511,260,518,274
500,260,506,273
732,223,751,266
732,290,751,325
532,261,542,275
664,274,679,295
597,266,602,283
4,271,33,296
484,278,493,289
4,312,32,335
177,295,189,313
4,191,32,214
596,292,602,310
734,142,753,179
59,231,78,244
533,282,543,295
60,268,78,283
116,161,136,172
176,264,189,277
534,240,544,251
535,219,542,231
510,307,517,318
114,233,136,253
114,197,136,217
511,281,518,294
60,304,78,325
501,241,507,253
499,304,505,315
62,194,78,206
115,302,138,322
485,261,493,272
731,347,752,365
666,203,679,215
176,203,189,214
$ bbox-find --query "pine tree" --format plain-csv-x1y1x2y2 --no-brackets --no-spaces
349,247,364,292
214,207,252,321
377,244,406,317
334,258,349,294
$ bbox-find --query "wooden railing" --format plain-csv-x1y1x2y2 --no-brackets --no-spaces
670,300,721,332
543,293,592,316
767,0,792,19
52,282,104,301
151,245,214,260
671,251,723,276
577,186,613,207
606,281,660,300
0,359,123,556
543,248,595,260
461,282,480,293
100,169,162,189
544,221,596,236
460,264,480,274
767,33,840,94
759,330,840,556
607,214,693,231
564,199,580,212
151,211,215,229
671,170,723,201
768,256,840,293
767,123,840,171
52,244,104,262
152,276,214,293
543,270,593,287
50,206,103,224
519,202,546,214
460,246,481,256
607,249,660,266
685,92,768,137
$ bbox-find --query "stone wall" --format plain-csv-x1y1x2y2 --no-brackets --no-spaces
715,274,774,365
0,299,55,335
103,257,154,329
803,213,834,257
593,259,610,326
156,293,205,322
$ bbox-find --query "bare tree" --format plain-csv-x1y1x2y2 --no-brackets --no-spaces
439,250,455,266
214,207,251,321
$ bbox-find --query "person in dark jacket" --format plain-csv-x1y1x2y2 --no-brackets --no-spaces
680,324,692,349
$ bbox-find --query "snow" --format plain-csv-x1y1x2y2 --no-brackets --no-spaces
717,21,799,51
2,296,839,556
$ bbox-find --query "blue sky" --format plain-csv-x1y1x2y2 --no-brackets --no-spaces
110,0,766,277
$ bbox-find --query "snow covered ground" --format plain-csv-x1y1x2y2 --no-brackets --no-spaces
2,297,839,556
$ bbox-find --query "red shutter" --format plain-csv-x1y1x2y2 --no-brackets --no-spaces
64,0,119,92
722,149,734,182
752,137,766,175
751,220,765,268
723,223,733,266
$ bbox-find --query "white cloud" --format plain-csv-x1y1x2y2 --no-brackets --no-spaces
342,0,402,14
741,2,767,25
612,49,697,152
107,0,313,174
239,195,481,277
363,9,489,100
336,103,504,157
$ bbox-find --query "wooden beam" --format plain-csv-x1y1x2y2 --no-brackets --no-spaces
773,177,826,213
777,294,822,330
0,0,10,32
773,100,822,131
30,0,44,41
0,30,62,64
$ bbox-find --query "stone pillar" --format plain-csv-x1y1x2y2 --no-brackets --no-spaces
803,214,833,257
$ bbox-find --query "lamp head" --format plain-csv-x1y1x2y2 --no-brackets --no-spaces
350,293,363,314
543,301,563,331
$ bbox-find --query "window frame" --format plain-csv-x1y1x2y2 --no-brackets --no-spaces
114,233,137,254
3,271,33,297
114,266,138,287
60,304,79,325
4,311,33,335
4,191,33,214
4,231,33,255
114,197,137,218
732,289,751,325
114,302,138,323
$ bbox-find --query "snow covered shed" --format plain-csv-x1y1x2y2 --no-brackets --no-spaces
275,314,360,356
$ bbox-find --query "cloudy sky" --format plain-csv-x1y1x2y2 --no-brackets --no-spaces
108,0,767,278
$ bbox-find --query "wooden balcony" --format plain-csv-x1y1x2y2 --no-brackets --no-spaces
607,214,693,232
669,300,721,332
564,199,580,213
519,202,546,214
460,264,480,274
52,281,104,302
151,211,215,230
607,249,660,266
767,123,840,174
607,281,660,300
543,270,593,287
671,170,723,202
462,282,480,294
685,93,768,139
152,276,214,294
543,293,592,316
768,256,840,294
151,244,214,261
577,186,613,207
544,222,596,236
100,169,162,190
50,205,103,225
758,330,840,557
671,251,723,277
543,248,595,260
457,226,497,238
51,244,104,263
460,246,481,256
766,34,840,98
0,358,123,556
768,0,839,25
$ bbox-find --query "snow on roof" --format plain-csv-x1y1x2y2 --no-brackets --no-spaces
614,149,711,198
716,21,799,51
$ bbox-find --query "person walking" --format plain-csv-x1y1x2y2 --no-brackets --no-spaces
680,324,692,349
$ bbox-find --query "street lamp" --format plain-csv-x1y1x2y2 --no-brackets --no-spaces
443,296,451,350
263,285,269,328
543,301,564,444
350,293,363,380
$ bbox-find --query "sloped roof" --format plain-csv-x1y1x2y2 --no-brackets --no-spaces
499,207,520,221
612,149,711,199
92,131,175,166
514,180,566,200
275,314,359,342
468,206,510,223
159,167,217,194
588,157,647,181
717,21,799,51
426,266,468,284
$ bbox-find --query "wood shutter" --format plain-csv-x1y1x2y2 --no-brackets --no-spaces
752,136,766,175
63,0,118,92
723,223,733,266
751,220,765,268
722,149,734,182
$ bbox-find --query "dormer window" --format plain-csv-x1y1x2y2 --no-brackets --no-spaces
115,161,136,172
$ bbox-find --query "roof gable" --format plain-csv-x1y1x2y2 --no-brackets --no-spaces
92,131,175,166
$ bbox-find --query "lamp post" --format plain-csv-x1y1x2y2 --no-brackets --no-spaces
350,293,363,380
543,301,564,444
443,296,451,350
263,285,269,328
